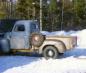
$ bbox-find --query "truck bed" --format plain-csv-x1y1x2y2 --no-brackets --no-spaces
46,35,77,50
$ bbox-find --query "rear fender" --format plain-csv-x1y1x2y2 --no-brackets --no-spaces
39,40,66,54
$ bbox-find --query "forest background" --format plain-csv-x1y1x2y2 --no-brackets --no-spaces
0,0,86,32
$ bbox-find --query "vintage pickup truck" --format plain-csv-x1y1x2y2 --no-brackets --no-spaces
0,20,77,59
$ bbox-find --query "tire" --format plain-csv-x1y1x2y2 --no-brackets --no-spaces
43,46,58,59
31,32,45,47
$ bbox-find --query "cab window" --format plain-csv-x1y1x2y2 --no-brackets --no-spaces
14,25,25,32
30,23,36,33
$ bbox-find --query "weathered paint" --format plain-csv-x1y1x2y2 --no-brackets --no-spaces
38,35,77,54
38,40,66,54
46,36,77,50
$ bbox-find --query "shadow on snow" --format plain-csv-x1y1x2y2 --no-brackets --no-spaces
63,48,86,58
0,56,40,73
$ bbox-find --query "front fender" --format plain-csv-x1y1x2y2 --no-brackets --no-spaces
0,38,10,53
39,40,66,54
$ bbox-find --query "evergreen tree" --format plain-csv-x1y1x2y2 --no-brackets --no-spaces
16,0,33,19
48,0,60,31
62,0,74,30
0,1,6,19
42,0,49,31
73,0,86,29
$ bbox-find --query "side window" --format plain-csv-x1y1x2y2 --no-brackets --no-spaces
14,25,25,32
30,23,36,33
32,23,36,30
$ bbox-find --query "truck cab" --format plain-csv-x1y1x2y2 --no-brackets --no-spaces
10,20,39,49
2,20,39,53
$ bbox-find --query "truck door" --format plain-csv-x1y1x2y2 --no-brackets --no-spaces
10,24,29,49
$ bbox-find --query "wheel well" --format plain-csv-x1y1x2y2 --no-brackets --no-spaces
42,45,59,53
42,41,66,54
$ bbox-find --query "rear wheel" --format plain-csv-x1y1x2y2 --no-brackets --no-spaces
43,46,59,59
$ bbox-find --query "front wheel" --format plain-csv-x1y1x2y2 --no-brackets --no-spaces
43,46,59,59
1,39,10,54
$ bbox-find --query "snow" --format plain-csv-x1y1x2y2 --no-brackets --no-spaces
41,31,68,36
71,29,86,48
1,29,86,73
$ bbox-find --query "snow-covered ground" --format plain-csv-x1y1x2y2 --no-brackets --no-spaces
1,29,86,73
